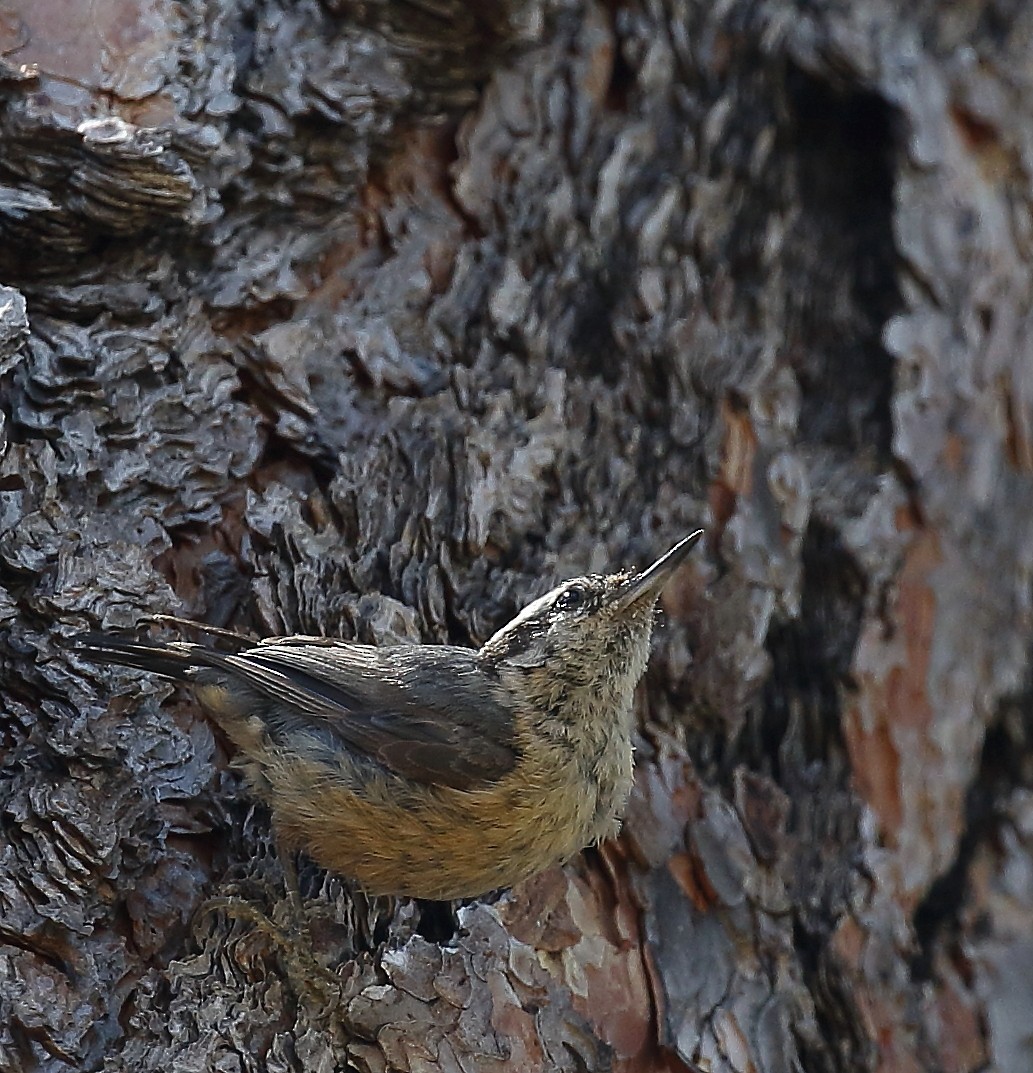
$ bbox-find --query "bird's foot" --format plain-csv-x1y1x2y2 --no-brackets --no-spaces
195,894,344,1007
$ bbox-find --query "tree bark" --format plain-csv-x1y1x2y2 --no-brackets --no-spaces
1,0,1031,1071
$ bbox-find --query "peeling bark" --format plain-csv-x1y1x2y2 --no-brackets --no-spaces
2,0,1033,1071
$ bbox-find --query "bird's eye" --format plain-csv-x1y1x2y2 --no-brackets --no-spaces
557,585,588,611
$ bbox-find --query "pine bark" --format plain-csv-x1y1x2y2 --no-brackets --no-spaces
1,1,1031,1071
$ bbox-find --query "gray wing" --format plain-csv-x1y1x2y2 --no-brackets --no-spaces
215,639,518,791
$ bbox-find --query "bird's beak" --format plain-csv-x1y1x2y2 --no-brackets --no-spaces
607,530,705,613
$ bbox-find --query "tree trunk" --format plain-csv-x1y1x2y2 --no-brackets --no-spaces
1,0,1031,1071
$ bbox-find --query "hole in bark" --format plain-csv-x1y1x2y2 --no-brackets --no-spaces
415,899,459,942
754,519,865,771
780,64,900,458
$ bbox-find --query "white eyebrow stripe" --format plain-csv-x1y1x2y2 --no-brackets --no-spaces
497,590,556,633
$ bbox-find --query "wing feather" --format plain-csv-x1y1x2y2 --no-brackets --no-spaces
218,641,517,790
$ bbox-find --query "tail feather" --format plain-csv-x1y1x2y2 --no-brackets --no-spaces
70,634,207,681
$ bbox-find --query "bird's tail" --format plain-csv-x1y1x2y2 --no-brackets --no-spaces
69,634,209,680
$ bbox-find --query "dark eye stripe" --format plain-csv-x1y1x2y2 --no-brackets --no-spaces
484,620,541,662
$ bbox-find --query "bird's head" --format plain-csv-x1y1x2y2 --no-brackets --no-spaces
478,530,704,689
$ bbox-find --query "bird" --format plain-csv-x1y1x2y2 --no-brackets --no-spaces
73,530,704,901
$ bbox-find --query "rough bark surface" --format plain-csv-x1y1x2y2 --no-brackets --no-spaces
1,0,1032,1071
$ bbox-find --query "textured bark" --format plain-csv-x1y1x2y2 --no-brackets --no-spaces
1,0,1032,1071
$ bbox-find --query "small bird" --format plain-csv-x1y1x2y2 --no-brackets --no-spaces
74,530,704,901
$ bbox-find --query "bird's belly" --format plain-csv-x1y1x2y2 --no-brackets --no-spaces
258,752,611,900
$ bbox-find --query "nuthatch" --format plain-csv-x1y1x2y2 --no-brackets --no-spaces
75,530,704,900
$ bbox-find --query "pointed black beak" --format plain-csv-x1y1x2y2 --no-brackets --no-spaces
607,529,705,613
